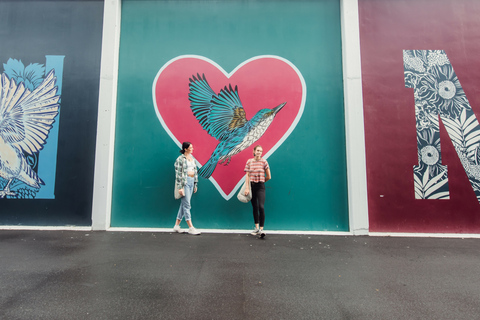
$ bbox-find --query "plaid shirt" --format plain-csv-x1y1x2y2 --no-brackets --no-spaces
174,154,198,189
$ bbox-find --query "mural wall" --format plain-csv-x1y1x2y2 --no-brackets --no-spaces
111,0,349,231
0,0,104,226
359,0,480,233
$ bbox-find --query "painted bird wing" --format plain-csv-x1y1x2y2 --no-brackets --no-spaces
0,70,60,155
189,73,247,141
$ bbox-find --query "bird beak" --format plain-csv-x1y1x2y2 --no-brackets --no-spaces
273,102,286,114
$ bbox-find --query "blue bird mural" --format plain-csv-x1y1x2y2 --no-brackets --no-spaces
0,70,60,198
188,73,286,178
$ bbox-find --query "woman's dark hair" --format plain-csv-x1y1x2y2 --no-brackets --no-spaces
253,145,262,156
180,141,192,154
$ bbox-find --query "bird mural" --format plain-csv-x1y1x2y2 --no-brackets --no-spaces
188,73,286,178
0,69,60,198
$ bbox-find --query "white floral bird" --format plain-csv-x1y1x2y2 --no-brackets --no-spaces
0,70,60,198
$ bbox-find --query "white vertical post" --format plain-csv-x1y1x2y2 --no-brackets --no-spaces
340,0,369,235
91,0,122,230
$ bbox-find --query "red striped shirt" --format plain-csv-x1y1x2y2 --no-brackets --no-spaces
244,158,269,183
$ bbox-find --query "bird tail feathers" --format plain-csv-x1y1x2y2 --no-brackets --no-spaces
19,159,44,188
198,158,218,179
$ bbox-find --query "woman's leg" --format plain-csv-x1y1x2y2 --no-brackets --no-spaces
176,177,194,222
182,177,194,223
176,202,185,222
251,183,260,226
256,183,266,229
183,177,201,235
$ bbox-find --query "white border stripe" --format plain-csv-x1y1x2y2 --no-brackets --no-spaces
91,0,122,230
340,0,369,235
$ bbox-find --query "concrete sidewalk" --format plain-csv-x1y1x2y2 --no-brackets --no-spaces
1,230,479,319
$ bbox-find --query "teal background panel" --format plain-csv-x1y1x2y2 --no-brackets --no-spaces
111,0,348,231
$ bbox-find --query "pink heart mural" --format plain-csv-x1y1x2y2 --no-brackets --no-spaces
153,55,306,200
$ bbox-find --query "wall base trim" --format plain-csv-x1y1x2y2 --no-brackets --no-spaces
0,226,92,231
107,227,353,236
2,227,478,239
370,232,480,239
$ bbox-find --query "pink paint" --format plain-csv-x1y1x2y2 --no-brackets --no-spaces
153,55,306,199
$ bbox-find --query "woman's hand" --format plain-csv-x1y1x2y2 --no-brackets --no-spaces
194,186,198,193
244,188,250,196
179,188,185,197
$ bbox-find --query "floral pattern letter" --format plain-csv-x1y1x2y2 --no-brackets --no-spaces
404,50,480,202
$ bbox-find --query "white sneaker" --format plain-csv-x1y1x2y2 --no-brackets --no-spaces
188,227,201,235
259,230,266,238
250,227,260,236
173,225,184,233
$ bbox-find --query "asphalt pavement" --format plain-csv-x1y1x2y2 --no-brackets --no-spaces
1,230,479,319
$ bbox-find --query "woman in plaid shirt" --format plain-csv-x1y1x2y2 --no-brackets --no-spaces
173,142,201,235
244,145,271,238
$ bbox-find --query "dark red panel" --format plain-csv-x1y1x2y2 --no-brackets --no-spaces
359,0,480,232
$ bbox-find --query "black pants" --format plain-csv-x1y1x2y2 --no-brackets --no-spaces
251,182,266,227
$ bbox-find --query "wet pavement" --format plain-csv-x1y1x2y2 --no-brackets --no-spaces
1,230,479,319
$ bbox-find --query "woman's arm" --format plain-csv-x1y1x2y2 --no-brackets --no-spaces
265,168,271,182
194,167,198,193
244,173,250,195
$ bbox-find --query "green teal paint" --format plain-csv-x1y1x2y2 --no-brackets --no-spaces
112,0,348,231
